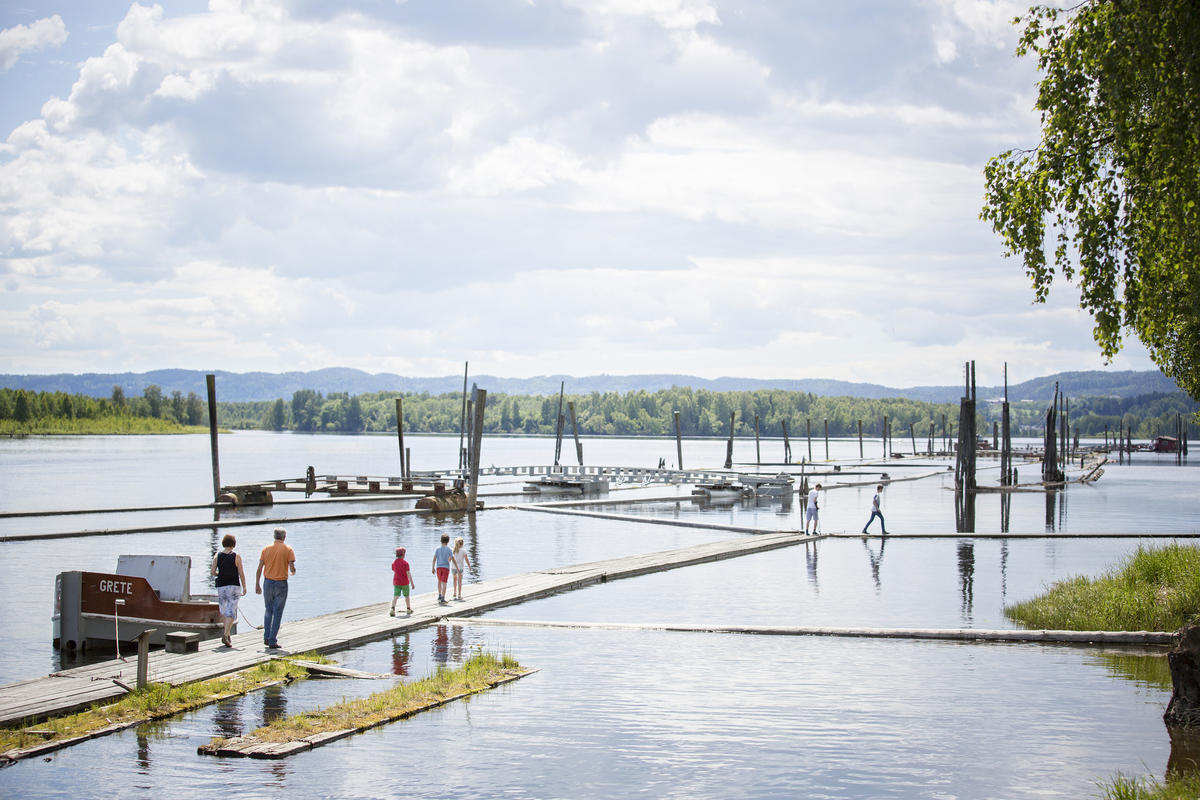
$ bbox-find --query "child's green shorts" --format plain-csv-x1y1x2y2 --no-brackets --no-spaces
393,585,410,597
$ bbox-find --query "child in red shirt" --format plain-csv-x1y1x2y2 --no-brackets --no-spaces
390,547,414,616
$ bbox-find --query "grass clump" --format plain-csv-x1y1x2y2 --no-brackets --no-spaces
0,653,326,756
1006,543,1200,631
1100,772,1200,799
220,651,524,745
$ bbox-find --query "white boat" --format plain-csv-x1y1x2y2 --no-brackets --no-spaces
691,480,749,500
739,472,795,498
523,476,610,496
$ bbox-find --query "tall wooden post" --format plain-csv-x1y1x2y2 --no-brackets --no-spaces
553,382,565,468
467,389,486,509
928,423,934,455
724,412,735,470
395,398,406,477
206,374,221,502
806,418,812,462
782,419,792,463
858,419,863,458
910,422,916,456
882,415,888,458
824,419,829,461
568,401,583,466
754,414,761,465
674,411,683,470
458,363,468,470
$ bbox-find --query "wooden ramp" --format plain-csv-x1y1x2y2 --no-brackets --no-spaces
0,530,807,726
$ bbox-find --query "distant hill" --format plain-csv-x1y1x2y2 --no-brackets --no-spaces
0,368,1183,404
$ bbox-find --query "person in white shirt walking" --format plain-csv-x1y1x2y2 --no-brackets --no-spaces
805,483,822,535
862,484,888,535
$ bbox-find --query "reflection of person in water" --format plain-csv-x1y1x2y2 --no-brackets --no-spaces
392,633,411,676
862,536,886,590
432,624,450,663
805,541,819,591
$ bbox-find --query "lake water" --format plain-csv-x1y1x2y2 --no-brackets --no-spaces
0,431,1196,798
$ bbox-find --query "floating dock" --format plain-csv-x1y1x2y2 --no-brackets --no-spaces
0,528,808,727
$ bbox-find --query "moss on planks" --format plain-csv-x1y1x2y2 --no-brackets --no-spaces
199,652,532,759
0,653,330,763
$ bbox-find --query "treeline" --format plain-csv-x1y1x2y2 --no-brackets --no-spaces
3,385,1194,439
0,385,208,433
217,387,1198,439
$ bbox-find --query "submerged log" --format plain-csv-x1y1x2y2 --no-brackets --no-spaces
1165,625,1200,728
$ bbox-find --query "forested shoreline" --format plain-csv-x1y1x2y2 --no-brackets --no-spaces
2,385,1195,439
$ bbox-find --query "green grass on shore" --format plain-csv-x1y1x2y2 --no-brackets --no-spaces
1006,543,1200,632
0,418,211,435
1101,772,1200,799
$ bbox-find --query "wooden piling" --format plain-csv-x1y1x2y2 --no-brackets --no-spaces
674,411,684,470
206,374,221,503
568,401,583,466
553,382,565,467
824,419,829,461
806,418,812,462
782,419,792,463
466,389,486,509
458,363,468,470
725,412,735,470
882,415,888,459
858,420,863,458
754,414,761,465
395,398,406,477
909,422,916,456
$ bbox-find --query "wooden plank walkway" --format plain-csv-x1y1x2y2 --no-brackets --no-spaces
0,530,808,726
449,618,1176,645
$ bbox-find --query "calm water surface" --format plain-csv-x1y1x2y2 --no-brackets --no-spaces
0,432,1195,798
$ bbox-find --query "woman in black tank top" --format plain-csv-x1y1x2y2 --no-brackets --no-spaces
210,534,246,647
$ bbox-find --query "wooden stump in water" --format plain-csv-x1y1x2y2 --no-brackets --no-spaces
1165,626,1200,728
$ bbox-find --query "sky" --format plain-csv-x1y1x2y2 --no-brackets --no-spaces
0,0,1160,388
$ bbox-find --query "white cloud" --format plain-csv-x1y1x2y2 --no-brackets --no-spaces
0,0,1160,384
565,0,720,31
0,15,68,71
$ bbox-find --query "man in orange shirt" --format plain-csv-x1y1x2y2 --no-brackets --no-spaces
255,527,296,650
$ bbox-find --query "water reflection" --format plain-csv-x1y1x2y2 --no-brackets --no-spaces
136,729,151,773
861,537,886,591
955,490,976,532
260,683,288,725
211,696,244,740
392,633,412,676
957,540,975,623
1000,493,1011,533
432,624,465,664
1168,728,1200,779
805,541,819,593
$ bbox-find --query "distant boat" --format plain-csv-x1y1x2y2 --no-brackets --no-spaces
53,555,224,652
523,476,609,496
739,472,795,499
691,480,749,500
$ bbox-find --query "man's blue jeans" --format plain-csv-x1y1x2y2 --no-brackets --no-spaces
262,578,288,645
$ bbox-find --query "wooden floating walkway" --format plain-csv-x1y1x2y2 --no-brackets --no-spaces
197,667,537,760
0,530,808,727
448,618,1175,646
